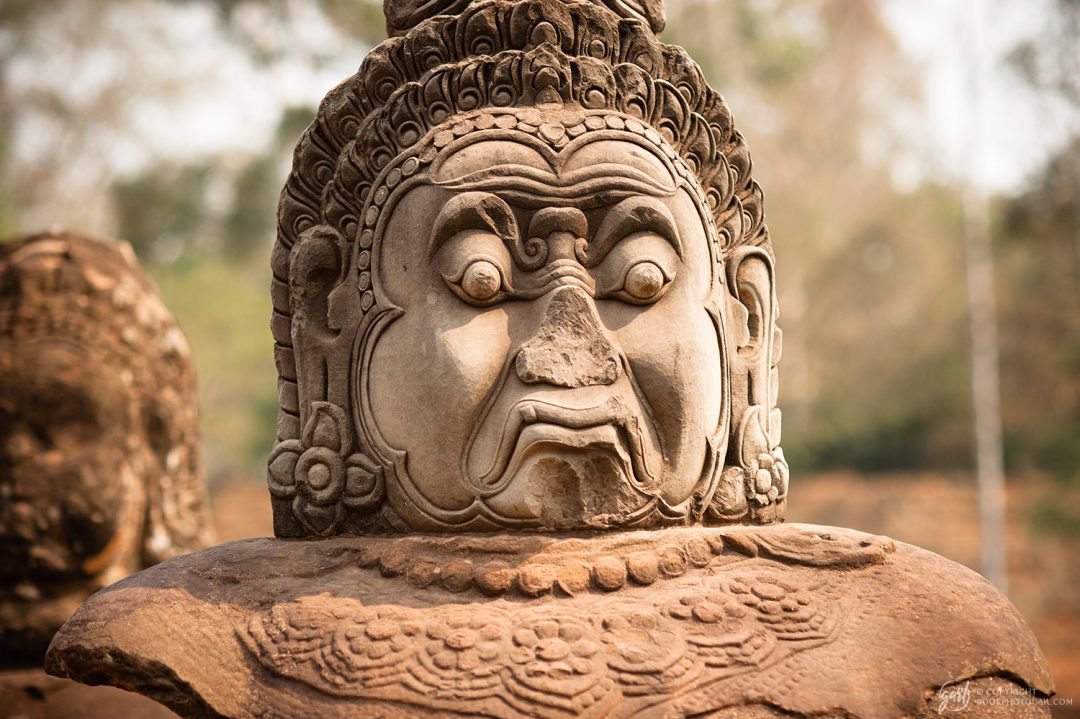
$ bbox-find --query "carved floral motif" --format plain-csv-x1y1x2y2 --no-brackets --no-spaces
408,611,510,698
240,554,846,717
266,402,384,535
507,616,612,712
732,404,788,522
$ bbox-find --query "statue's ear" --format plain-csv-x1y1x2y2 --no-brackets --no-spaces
725,245,781,447
289,226,351,340
273,225,385,537
288,225,358,415
708,245,786,524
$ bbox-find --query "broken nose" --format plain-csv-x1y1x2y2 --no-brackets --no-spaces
515,288,620,387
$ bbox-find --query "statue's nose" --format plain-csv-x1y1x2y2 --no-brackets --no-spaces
515,286,621,388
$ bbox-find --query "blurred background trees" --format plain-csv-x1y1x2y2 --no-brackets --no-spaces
0,1,1076,505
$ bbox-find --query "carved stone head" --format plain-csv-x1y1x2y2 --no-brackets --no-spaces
0,230,212,661
268,0,785,535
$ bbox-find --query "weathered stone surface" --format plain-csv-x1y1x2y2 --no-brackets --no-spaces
44,0,1055,714
46,525,1052,718
0,230,213,667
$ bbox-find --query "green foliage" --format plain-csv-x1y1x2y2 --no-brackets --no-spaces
997,138,1080,484
113,164,214,260
114,104,316,264
1031,496,1080,536
222,155,278,260
277,106,321,144
733,1,812,88
316,0,387,45
786,347,973,472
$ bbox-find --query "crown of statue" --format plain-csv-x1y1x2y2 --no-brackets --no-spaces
275,0,764,269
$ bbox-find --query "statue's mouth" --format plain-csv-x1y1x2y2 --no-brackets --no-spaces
469,397,655,495
465,383,662,500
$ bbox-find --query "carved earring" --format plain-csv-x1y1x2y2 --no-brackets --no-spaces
711,366,787,523
267,402,384,535
731,404,787,523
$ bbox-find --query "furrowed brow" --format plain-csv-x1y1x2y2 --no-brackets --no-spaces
428,192,519,259
583,196,682,268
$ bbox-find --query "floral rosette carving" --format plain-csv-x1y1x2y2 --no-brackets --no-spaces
599,610,700,695
267,402,384,535
728,574,832,640
242,597,421,691
665,592,776,669
406,610,510,699
732,404,788,522
506,616,613,713
667,593,751,634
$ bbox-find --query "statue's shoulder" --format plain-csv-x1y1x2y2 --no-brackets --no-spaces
46,526,1054,718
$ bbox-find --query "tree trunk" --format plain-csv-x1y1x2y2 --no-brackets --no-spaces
962,187,1008,593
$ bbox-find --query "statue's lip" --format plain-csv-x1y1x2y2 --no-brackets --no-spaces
491,423,636,501
469,397,656,493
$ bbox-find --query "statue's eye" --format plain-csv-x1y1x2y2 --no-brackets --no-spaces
608,260,671,305
623,261,665,300
459,259,503,302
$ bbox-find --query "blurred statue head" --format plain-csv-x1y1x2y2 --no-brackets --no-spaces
0,230,212,661
267,0,785,535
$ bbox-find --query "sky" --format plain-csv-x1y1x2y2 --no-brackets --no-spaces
882,0,1078,193
4,2,364,175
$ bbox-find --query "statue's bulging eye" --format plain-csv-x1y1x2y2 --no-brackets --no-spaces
604,259,672,305
445,258,511,305
623,261,665,301
461,260,501,301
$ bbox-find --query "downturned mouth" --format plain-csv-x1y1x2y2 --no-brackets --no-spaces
470,396,657,493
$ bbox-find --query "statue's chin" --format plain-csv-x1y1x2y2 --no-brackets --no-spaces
479,425,655,529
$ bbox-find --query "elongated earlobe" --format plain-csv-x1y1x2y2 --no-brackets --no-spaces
709,246,786,524
271,225,370,537
727,246,779,415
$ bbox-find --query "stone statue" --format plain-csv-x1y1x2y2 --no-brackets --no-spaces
45,2,1054,717
1,230,209,717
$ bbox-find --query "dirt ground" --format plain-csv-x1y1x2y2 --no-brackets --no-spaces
210,471,1080,716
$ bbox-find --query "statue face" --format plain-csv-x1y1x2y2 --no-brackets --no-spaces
271,0,788,535
362,135,726,529
0,339,143,585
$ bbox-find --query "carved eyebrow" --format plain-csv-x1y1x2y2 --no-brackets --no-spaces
435,164,677,207
583,196,682,267
428,191,520,259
